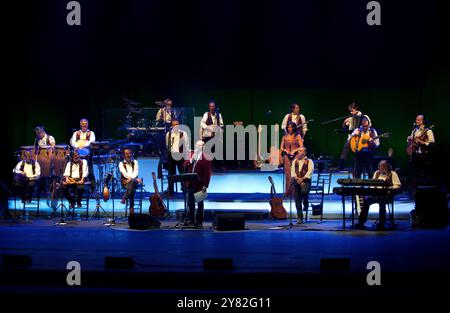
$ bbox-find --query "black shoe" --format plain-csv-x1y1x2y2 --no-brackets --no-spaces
354,223,366,230
375,223,387,231
194,222,203,228
183,220,194,226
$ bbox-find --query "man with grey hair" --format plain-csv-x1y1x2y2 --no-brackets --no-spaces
290,147,314,224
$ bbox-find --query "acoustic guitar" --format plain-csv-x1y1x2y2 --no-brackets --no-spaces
268,176,287,219
149,172,167,217
406,125,434,157
350,132,390,153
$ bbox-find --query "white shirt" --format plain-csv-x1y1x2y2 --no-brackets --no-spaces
344,112,372,131
166,130,189,154
291,157,314,180
156,107,176,124
349,128,380,148
373,171,401,189
70,130,96,149
35,134,56,148
13,161,41,180
201,112,224,138
281,113,307,135
63,160,88,179
119,160,139,179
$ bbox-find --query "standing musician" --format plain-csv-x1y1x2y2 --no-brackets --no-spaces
281,103,308,137
355,160,401,230
118,149,141,214
61,151,88,209
290,147,314,224
200,101,224,143
13,149,41,203
280,122,304,196
185,140,212,227
70,118,96,191
407,114,435,186
156,98,177,129
34,126,56,148
339,102,372,170
349,117,379,179
165,119,189,195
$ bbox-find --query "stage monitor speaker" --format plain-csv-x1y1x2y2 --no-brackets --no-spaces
2,255,32,268
104,256,135,269
320,258,351,271
414,186,448,228
203,258,234,270
128,213,161,230
214,213,245,231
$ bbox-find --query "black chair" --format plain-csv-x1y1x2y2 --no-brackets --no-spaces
306,178,325,222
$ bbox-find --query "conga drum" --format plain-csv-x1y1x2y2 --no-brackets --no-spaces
19,146,36,161
53,145,70,177
36,145,53,178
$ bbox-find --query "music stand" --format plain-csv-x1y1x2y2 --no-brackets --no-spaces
168,173,199,227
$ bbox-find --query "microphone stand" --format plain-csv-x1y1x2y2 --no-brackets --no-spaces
320,115,351,125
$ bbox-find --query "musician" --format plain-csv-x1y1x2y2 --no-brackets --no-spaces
355,160,401,230
13,150,41,203
70,118,96,191
185,140,212,227
281,122,304,196
339,102,372,170
407,115,435,185
281,103,307,137
290,147,314,224
70,118,96,149
34,126,56,148
166,119,189,195
349,117,379,179
119,149,141,214
156,98,177,128
200,101,224,143
61,151,88,209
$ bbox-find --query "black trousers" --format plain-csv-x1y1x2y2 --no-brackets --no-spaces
13,176,36,202
62,183,85,205
354,151,374,179
122,179,139,207
167,154,185,193
358,196,391,225
411,153,432,187
292,179,311,220
188,187,204,223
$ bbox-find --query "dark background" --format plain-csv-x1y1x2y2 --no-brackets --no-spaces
4,0,450,186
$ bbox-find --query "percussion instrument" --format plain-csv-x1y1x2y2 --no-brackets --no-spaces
75,139,90,148
19,146,36,160
77,148,90,159
36,145,53,178
53,145,70,177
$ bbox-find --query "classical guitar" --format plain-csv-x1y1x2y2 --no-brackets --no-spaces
268,176,287,219
350,132,390,153
150,172,167,217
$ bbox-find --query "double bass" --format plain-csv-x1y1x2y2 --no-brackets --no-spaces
149,172,167,217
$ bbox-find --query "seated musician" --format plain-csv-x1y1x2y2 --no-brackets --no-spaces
185,140,212,227
34,126,56,148
62,151,88,209
13,150,41,203
281,103,308,137
281,122,304,196
290,147,314,224
355,160,401,230
349,117,379,179
165,119,189,195
119,149,141,214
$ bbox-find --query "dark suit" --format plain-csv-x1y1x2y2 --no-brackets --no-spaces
186,153,212,224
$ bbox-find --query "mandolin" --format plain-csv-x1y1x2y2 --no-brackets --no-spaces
149,172,167,217
268,176,287,219
350,132,390,153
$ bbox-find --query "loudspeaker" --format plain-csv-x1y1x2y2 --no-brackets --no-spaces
104,256,135,269
414,186,448,228
214,213,245,231
203,258,234,270
320,258,351,271
128,213,161,230
3,255,32,268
